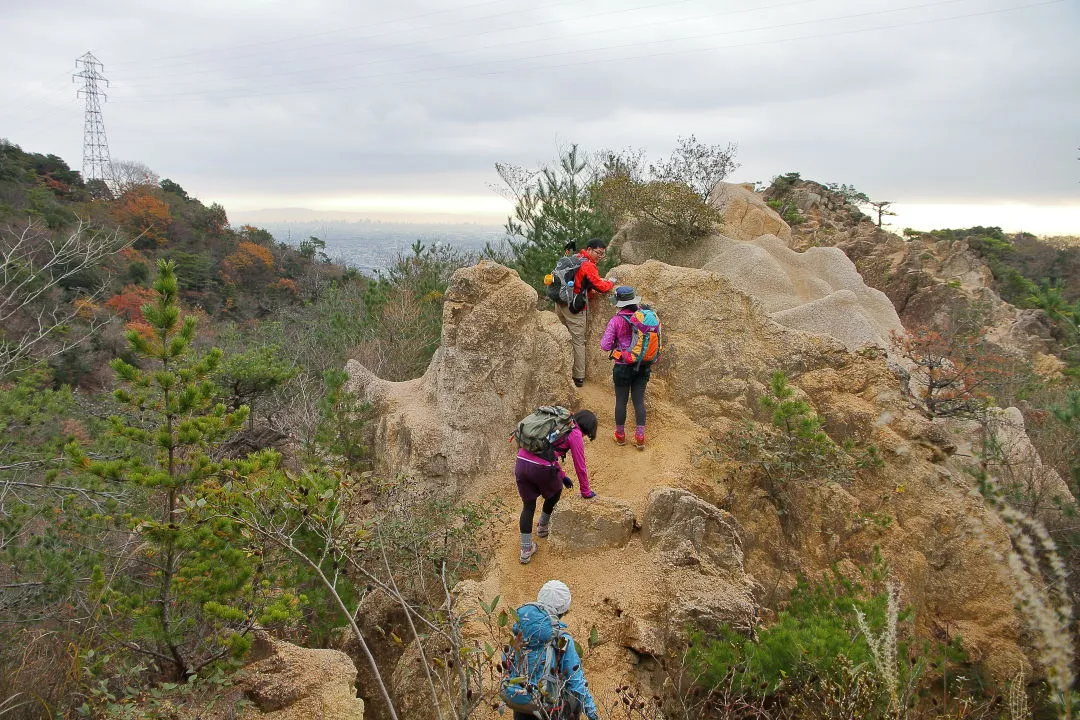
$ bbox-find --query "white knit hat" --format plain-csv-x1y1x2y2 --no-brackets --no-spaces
537,580,572,615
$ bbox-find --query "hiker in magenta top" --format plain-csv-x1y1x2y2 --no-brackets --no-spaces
600,286,661,450
516,410,598,564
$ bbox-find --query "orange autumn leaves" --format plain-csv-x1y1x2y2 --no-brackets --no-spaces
103,285,209,341
105,285,159,339
222,241,275,288
112,190,171,247
891,324,1008,417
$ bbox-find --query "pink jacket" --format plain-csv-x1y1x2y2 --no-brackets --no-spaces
600,308,636,361
517,425,591,494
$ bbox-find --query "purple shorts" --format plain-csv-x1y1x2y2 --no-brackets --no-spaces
515,457,562,503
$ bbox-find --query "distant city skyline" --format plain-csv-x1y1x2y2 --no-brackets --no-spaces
226,195,1079,237
3,0,1078,235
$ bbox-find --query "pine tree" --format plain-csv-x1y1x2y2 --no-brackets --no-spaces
71,259,278,679
499,145,614,291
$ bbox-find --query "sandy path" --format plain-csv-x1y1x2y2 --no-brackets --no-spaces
471,378,711,708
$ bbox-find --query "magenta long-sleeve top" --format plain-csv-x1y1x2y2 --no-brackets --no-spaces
600,308,635,358
516,425,589,489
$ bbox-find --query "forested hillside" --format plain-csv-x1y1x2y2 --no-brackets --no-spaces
0,140,486,718
2,138,1079,720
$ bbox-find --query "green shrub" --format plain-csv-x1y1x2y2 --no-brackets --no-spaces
720,371,857,520
689,570,887,695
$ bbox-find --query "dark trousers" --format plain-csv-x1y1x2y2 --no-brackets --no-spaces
613,362,651,426
516,457,564,534
520,491,562,534
513,694,582,720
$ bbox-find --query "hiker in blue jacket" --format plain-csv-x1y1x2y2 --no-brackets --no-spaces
503,580,600,720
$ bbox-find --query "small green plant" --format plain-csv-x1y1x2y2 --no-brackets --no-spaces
688,569,890,696
721,371,855,520
682,562,992,719
67,260,284,680
767,197,804,226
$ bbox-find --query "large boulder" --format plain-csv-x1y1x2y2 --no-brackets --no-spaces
584,259,850,422
346,261,574,490
711,182,793,243
640,487,744,574
701,234,904,351
549,496,636,553
237,633,365,720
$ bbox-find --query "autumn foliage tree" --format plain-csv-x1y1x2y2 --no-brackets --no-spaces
222,241,276,289
891,325,1008,417
595,136,738,245
104,284,158,322
113,190,172,247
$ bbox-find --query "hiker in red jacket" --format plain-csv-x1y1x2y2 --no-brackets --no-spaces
516,410,598,564
556,240,616,388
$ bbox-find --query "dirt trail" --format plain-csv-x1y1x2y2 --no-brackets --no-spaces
472,378,712,706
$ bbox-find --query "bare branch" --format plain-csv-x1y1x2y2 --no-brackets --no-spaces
0,217,133,379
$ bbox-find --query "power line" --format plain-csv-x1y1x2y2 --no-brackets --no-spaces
108,0,547,70
0,80,80,122
115,0,830,88
108,0,1062,105
73,52,113,185
7,96,81,131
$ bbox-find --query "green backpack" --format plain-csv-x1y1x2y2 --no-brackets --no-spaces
512,406,574,462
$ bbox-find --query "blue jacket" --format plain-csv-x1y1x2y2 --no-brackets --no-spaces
510,603,598,719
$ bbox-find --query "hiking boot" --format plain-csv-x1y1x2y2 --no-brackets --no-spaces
614,430,626,446
573,377,585,388
536,520,550,538
581,490,597,499
519,541,537,564
634,430,646,450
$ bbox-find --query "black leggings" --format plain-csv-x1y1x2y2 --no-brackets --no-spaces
613,363,651,426
520,490,562,534
513,694,582,720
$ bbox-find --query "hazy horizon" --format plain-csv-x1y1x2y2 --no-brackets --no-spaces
4,0,1077,237
227,199,1080,237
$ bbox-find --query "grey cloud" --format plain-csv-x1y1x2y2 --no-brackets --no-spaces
3,0,1078,213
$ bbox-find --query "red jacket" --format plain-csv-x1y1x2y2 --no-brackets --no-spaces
573,251,615,298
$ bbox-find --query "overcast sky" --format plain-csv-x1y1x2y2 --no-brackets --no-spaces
2,0,1078,233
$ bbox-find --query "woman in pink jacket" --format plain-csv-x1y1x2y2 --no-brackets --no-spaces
516,410,598,564
600,286,654,449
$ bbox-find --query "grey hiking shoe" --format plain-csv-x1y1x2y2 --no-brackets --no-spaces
536,520,550,538
519,541,537,564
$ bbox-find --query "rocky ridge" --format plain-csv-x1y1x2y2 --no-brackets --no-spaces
341,184,1068,714
767,178,1057,364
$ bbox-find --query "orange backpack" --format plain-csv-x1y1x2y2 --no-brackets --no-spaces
613,307,661,368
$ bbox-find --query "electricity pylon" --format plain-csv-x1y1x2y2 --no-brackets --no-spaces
73,51,112,188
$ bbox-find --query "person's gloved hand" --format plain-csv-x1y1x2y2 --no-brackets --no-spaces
562,476,574,490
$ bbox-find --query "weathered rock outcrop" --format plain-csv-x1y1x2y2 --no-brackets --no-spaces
583,259,851,422
346,261,574,489
711,182,793,243
773,178,1056,361
613,183,905,352
235,633,365,720
348,183,1064,693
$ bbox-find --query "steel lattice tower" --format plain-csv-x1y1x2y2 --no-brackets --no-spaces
73,52,112,186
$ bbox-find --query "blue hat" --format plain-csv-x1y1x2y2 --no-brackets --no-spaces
614,286,640,307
